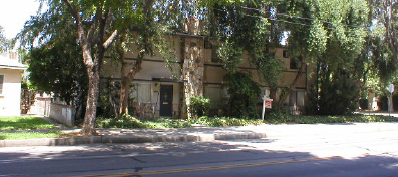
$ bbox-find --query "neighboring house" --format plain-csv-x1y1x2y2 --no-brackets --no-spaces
0,51,26,116
101,19,315,118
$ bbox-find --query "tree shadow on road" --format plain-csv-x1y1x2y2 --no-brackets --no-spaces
0,139,398,176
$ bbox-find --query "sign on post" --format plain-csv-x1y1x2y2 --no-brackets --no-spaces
265,100,272,109
262,95,273,120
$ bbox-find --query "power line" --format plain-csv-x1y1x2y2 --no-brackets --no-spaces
237,6,368,29
244,14,336,30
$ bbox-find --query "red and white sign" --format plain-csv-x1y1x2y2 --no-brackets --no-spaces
265,100,272,109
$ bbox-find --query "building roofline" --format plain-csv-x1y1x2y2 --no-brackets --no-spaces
0,65,27,70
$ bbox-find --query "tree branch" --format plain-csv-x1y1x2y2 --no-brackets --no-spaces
88,7,103,45
62,0,85,43
143,0,155,14
103,29,120,50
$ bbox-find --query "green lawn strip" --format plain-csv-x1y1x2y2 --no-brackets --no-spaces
0,131,62,140
0,116,56,130
97,114,398,129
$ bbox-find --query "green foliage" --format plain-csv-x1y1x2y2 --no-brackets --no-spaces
253,53,283,89
98,80,123,117
224,72,261,118
0,131,61,140
96,115,265,128
0,26,9,53
189,95,211,117
0,116,56,130
266,113,398,124
96,115,191,129
314,70,363,115
188,116,264,127
27,34,87,105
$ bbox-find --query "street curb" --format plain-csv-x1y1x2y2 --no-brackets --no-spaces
0,132,267,147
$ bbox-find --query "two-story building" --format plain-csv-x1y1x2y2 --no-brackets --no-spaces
0,51,26,116
101,19,315,118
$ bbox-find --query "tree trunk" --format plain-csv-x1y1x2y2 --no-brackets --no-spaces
182,18,204,119
81,64,100,135
119,78,132,116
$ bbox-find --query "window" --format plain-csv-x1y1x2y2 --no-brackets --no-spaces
205,87,225,108
289,91,305,107
204,38,212,49
283,50,289,58
297,91,305,107
290,58,298,69
211,47,222,63
0,75,3,95
132,83,151,103
290,56,302,70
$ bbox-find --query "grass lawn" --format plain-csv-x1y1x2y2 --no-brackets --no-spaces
0,116,61,140
0,131,62,140
0,116,56,130
96,114,398,129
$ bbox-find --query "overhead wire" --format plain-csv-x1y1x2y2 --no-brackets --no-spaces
237,6,368,29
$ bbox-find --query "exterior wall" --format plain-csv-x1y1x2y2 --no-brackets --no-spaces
27,97,52,116
101,37,183,118
100,33,314,117
49,103,75,126
0,69,23,116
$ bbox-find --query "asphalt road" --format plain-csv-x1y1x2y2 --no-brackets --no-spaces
0,127,398,176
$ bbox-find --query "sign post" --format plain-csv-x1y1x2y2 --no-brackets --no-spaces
389,84,394,117
262,95,273,121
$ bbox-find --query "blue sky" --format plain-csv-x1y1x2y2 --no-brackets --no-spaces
0,0,40,39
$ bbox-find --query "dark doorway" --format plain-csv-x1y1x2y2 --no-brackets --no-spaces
160,85,173,117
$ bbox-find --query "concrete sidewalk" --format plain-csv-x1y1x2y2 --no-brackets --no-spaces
1,122,398,147
0,126,268,147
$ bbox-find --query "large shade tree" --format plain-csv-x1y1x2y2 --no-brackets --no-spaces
113,0,179,116
27,33,87,106
19,0,171,135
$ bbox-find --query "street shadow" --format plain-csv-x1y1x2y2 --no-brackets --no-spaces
1,140,398,176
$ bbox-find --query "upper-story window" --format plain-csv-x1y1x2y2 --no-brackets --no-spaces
290,56,302,70
211,47,222,63
283,50,289,58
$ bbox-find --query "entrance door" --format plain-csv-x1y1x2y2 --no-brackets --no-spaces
160,85,173,117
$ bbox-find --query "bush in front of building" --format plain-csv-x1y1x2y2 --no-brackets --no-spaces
189,95,211,118
307,70,362,115
224,72,261,119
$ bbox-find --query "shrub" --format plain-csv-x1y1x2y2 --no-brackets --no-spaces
188,116,264,127
96,115,191,129
311,70,362,115
224,72,261,118
189,95,211,118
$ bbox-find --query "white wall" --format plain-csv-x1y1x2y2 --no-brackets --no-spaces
0,69,22,116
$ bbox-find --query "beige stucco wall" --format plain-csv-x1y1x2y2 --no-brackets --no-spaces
203,47,308,89
0,68,22,116
102,36,182,80
100,36,184,118
100,34,315,117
